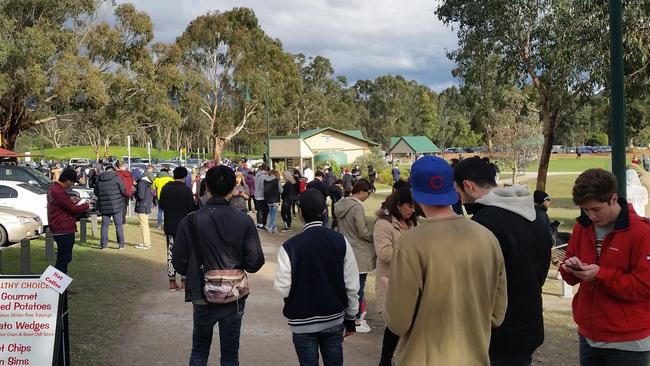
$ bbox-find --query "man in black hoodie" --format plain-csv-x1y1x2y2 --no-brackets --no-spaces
94,166,127,250
159,167,197,291
454,157,552,366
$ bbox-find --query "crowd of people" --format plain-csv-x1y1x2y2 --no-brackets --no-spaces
44,154,650,366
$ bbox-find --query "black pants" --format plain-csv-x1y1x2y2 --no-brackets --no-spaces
122,196,129,222
281,199,292,228
54,233,75,274
379,327,400,366
255,199,268,227
247,195,254,212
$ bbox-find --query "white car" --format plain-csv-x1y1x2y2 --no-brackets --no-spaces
0,181,48,227
0,206,42,247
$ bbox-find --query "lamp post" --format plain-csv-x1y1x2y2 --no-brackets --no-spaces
244,78,271,167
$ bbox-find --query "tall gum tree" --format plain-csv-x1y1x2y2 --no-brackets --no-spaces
436,0,650,189
177,8,299,162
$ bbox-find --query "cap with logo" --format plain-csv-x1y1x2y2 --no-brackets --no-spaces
409,156,458,206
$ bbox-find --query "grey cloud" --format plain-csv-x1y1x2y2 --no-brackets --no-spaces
117,0,459,91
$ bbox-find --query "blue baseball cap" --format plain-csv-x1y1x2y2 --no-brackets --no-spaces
409,156,458,206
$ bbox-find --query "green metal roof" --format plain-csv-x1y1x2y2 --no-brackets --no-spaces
389,136,441,153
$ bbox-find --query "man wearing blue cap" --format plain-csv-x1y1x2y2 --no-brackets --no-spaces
384,156,507,365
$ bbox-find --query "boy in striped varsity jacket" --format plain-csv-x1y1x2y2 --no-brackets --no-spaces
274,189,360,366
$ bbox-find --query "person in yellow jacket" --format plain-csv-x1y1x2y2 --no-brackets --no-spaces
152,168,173,229
384,156,507,366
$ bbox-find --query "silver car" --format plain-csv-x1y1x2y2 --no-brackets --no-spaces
0,206,43,247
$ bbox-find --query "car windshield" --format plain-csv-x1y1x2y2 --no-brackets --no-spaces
28,168,53,186
18,183,46,194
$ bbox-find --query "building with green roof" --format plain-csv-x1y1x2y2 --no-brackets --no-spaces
389,136,441,160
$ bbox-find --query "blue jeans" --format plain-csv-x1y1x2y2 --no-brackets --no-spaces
157,207,163,226
100,213,125,249
268,203,277,230
579,335,650,366
53,233,75,273
292,323,344,366
489,352,532,366
190,301,245,366
357,273,367,319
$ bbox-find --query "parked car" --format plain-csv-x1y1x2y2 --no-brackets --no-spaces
577,146,593,154
186,158,202,169
0,165,97,214
0,181,48,226
444,147,465,154
551,145,565,154
600,145,612,153
565,146,577,154
69,158,90,166
0,206,43,247
590,146,604,153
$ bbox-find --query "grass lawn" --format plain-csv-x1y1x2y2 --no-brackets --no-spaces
0,221,163,364
31,146,180,161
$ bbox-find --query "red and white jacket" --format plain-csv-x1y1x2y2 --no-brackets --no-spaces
560,200,650,342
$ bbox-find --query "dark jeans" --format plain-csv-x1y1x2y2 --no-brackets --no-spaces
190,301,245,366
254,199,268,227
357,273,367,319
281,199,292,228
100,213,125,248
379,327,400,366
247,196,254,212
53,233,75,274
292,323,345,366
490,352,533,366
579,335,650,366
122,196,129,222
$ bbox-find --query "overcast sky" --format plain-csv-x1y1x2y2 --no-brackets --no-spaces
116,0,459,91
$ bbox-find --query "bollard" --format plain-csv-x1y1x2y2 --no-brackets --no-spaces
80,218,87,243
91,214,99,238
561,280,573,299
45,229,55,261
20,238,31,275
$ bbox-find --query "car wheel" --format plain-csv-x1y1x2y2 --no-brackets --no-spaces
0,225,6,246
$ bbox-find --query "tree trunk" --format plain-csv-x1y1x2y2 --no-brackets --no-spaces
536,111,557,191
213,137,224,163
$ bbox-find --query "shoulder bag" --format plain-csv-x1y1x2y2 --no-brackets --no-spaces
188,213,250,304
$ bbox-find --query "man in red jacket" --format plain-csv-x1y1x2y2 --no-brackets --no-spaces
561,168,650,365
115,160,134,223
47,168,90,273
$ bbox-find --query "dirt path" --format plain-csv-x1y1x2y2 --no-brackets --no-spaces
109,226,383,365
109,215,578,365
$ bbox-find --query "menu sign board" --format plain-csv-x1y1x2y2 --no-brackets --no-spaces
0,277,61,366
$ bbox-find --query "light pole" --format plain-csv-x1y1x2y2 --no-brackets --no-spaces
244,78,271,167
608,0,626,199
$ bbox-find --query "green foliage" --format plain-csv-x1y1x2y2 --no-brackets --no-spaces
585,132,608,147
352,148,389,173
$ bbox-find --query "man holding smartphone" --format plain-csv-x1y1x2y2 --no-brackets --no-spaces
561,169,650,366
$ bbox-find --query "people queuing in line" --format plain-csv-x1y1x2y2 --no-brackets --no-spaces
46,155,650,366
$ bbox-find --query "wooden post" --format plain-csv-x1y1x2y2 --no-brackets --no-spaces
561,280,573,299
20,238,31,275
80,218,87,243
45,228,55,261
91,214,99,237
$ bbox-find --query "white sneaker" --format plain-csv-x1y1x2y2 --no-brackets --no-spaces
355,319,371,333
135,243,150,250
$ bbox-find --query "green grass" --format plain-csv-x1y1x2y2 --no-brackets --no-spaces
527,154,612,172
0,221,163,364
31,146,180,161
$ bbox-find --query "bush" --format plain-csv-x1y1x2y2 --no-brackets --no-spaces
377,166,410,185
353,148,389,178
585,132,608,146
